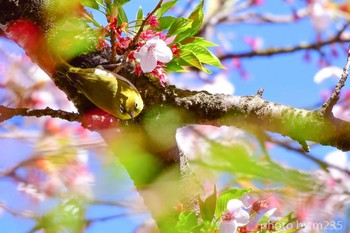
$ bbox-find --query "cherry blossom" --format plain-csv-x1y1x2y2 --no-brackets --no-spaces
133,36,173,73
308,0,336,32
219,199,250,233
147,15,159,28
313,66,342,84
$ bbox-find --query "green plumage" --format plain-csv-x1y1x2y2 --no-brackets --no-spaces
65,66,143,120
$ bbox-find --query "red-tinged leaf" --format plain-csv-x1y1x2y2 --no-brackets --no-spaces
5,19,43,52
4,19,56,74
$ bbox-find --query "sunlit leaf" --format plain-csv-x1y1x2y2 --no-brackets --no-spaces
168,17,192,37
186,0,204,35
135,6,143,32
174,0,204,42
117,6,128,25
158,16,176,31
182,44,225,69
156,0,178,17
187,37,218,47
165,60,188,72
81,0,99,9
179,49,211,73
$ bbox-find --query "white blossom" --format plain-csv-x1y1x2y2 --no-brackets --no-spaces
219,199,250,233
134,36,173,73
313,66,342,84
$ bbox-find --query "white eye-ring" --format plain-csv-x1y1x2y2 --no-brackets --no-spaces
119,105,125,114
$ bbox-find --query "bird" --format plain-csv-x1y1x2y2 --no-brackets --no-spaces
60,62,144,120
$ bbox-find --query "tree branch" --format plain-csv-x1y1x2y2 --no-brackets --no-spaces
171,90,350,151
0,105,80,123
321,45,350,116
218,32,350,60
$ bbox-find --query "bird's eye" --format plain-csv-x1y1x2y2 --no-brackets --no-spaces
119,105,125,114
135,102,138,110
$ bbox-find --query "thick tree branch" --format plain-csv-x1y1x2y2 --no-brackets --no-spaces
170,91,350,151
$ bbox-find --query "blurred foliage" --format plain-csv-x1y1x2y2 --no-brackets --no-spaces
196,142,315,191
31,199,85,233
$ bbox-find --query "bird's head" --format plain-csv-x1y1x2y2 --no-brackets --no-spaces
117,91,144,120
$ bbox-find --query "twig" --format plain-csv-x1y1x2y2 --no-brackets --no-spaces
132,0,163,47
321,44,350,116
86,212,144,224
0,155,44,178
89,199,147,212
267,136,350,175
218,34,350,60
0,202,37,219
0,105,80,123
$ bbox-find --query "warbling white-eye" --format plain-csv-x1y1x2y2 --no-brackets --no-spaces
63,64,143,120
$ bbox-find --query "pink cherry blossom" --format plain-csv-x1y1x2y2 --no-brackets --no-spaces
134,36,173,73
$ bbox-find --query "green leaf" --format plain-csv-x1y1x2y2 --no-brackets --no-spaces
215,188,251,218
158,16,177,31
168,17,193,37
258,208,277,225
182,44,225,69
156,0,178,17
198,186,217,222
187,0,204,34
189,37,218,47
117,6,128,25
176,211,201,232
274,212,298,231
114,0,130,5
37,199,85,233
275,229,303,233
135,6,143,32
104,1,112,15
206,143,315,190
165,60,188,72
174,0,204,42
180,49,210,73
81,0,99,9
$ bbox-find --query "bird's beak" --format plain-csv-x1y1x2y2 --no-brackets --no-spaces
129,111,134,121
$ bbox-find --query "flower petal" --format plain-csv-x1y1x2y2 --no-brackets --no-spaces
134,45,149,59
139,50,157,73
154,40,173,63
314,66,342,84
227,199,244,212
234,209,250,226
219,220,238,233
